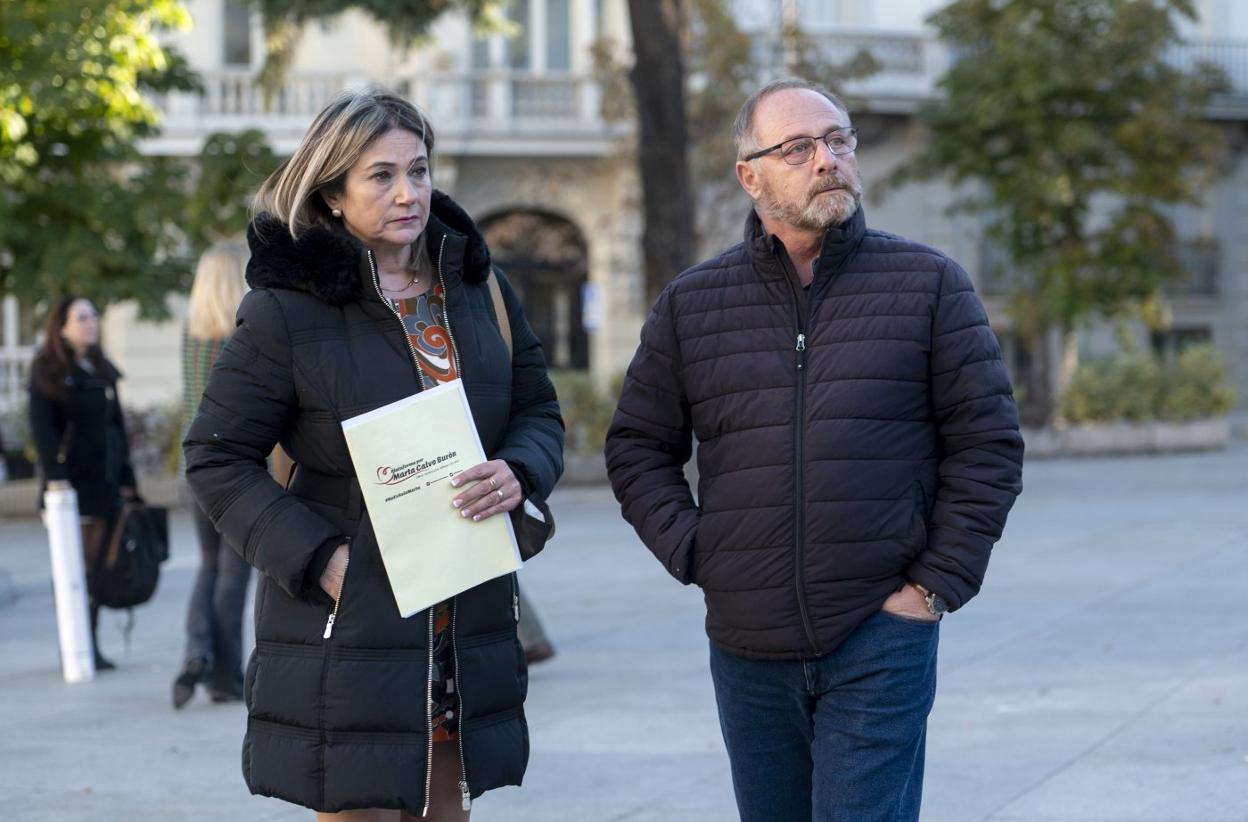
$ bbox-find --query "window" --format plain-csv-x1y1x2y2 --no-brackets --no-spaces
1150,327,1212,358
507,0,531,70
223,0,252,66
546,0,571,71
471,33,491,69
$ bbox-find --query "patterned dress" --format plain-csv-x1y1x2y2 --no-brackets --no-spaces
391,282,460,742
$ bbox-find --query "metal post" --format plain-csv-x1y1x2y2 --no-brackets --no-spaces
42,487,95,683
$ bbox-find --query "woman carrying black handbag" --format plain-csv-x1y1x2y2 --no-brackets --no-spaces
29,295,138,671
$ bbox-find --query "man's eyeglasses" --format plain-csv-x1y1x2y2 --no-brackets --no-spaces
743,127,858,165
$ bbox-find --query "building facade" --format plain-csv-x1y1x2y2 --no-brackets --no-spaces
1,0,1245,416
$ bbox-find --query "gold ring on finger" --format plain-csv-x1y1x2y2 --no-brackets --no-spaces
490,477,498,490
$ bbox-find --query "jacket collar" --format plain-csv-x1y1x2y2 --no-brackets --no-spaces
744,204,867,280
246,190,492,306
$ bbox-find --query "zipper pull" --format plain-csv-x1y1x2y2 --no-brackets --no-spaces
796,333,806,352
323,613,336,640
460,780,471,811
513,593,520,622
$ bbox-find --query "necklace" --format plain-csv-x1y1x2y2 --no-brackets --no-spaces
379,271,421,293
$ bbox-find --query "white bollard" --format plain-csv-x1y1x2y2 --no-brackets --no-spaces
42,486,95,683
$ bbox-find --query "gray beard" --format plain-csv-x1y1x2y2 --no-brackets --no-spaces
757,186,861,232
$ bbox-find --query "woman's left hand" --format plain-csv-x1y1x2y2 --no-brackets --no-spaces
450,459,521,522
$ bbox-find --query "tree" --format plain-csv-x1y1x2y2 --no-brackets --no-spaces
252,0,508,93
183,130,282,252
0,0,200,316
626,0,696,306
884,0,1227,425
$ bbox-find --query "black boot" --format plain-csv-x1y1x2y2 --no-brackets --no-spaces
89,602,116,672
173,657,208,709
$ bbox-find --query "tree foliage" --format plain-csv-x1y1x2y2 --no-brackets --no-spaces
884,0,1227,421
183,129,281,251
0,0,199,316
254,0,504,44
252,0,510,94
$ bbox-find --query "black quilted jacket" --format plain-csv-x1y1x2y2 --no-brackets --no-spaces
605,207,1023,660
184,191,563,813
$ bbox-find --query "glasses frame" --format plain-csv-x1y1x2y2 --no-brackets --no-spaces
743,127,859,165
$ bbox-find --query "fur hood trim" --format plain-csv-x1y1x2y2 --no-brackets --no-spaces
245,190,492,306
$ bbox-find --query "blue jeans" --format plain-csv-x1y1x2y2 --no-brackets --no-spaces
183,501,253,694
709,610,939,822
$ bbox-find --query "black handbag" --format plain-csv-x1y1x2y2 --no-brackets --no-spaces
486,270,558,561
93,499,166,609
511,493,555,562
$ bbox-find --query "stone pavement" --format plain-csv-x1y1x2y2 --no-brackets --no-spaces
1,444,1246,822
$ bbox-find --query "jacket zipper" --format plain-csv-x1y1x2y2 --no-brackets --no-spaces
421,608,435,817
321,541,351,639
783,263,822,656
432,237,463,379
369,239,459,816
451,596,472,811
318,539,350,811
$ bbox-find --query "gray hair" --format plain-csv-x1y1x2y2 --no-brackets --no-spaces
732,78,850,160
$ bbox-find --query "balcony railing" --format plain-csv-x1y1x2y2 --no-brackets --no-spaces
147,69,608,154
144,33,1248,154
751,30,947,102
1168,39,1248,100
750,30,1248,107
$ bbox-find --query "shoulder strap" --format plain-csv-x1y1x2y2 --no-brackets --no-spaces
486,267,513,360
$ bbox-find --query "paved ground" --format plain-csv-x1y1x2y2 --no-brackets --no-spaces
1,444,1246,822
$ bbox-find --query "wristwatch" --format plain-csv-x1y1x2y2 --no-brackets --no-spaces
909,582,948,616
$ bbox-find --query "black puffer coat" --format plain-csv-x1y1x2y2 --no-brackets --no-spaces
605,207,1023,660
184,191,563,814
29,355,136,517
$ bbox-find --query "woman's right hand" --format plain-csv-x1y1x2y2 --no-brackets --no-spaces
319,543,350,601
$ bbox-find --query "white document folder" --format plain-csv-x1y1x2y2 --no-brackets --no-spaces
341,379,521,618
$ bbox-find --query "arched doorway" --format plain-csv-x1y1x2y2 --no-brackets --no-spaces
480,210,589,370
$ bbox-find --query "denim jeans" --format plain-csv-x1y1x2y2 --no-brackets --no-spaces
183,501,253,693
709,609,939,822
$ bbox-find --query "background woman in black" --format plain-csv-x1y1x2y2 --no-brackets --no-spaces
29,296,137,670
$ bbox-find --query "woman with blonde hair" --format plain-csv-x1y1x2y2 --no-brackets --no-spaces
172,241,254,708
183,88,563,819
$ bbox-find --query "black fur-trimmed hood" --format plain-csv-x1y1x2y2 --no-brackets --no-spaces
245,190,492,306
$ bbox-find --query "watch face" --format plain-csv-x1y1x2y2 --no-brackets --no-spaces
929,594,949,615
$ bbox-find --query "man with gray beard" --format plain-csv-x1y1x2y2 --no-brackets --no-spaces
605,79,1023,821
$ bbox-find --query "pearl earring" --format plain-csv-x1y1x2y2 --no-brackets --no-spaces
331,208,342,218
